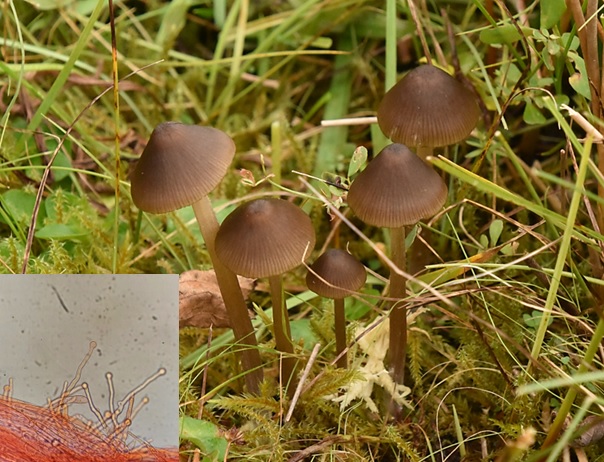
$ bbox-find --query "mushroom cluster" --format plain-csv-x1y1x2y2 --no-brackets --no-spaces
346,63,479,388
130,122,263,393
129,125,318,396
215,198,316,395
130,62,478,404
347,143,447,386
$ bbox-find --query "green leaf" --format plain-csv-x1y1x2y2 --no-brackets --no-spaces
345,288,379,320
479,24,532,45
348,145,368,178
35,223,89,241
568,53,591,99
290,318,319,350
523,101,547,125
179,416,227,461
156,0,194,52
523,310,553,328
169,200,236,245
540,0,566,29
44,138,73,183
500,243,515,256
479,234,489,249
23,0,75,10
489,219,503,246
0,190,39,225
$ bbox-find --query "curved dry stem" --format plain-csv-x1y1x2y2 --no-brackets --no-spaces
192,196,263,394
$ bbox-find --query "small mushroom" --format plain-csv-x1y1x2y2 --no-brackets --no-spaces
130,122,263,393
347,143,447,385
377,64,480,159
306,249,366,368
215,198,316,394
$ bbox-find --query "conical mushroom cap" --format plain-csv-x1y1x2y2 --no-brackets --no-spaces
306,249,366,299
130,122,235,213
215,199,316,278
347,143,447,227
377,65,480,147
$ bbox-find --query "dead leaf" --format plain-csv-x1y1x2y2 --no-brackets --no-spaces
572,415,604,448
179,270,255,329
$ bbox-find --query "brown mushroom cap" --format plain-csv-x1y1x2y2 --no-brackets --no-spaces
215,198,316,278
130,122,235,213
306,249,366,299
377,64,480,147
347,143,447,227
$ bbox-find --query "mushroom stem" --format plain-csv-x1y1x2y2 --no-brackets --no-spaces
268,274,298,396
191,196,263,394
416,146,433,160
388,225,407,386
334,298,347,368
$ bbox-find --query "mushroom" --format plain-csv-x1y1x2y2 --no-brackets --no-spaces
347,143,447,385
215,198,316,394
377,64,480,160
306,249,366,368
130,122,263,393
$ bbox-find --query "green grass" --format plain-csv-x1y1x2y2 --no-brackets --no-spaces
2,0,604,460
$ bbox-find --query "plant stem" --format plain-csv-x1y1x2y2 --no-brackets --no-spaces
372,0,397,153
109,0,120,274
407,0,432,65
388,225,407,385
271,120,282,188
192,196,263,394
385,0,397,91
268,274,297,396
334,298,347,368
530,135,592,364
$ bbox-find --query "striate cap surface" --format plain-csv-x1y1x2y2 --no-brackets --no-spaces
215,198,316,278
347,143,447,227
130,122,235,213
377,65,480,147
306,249,366,299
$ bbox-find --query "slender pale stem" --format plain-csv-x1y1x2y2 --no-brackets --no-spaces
388,226,407,386
333,298,347,368
268,274,297,396
192,196,263,394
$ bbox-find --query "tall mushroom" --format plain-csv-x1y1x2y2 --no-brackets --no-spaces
377,64,480,160
306,249,366,368
214,198,316,395
347,143,447,386
130,122,263,393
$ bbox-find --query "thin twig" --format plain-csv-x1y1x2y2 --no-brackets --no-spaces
285,342,321,422
407,0,432,64
321,116,378,127
561,105,604,142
